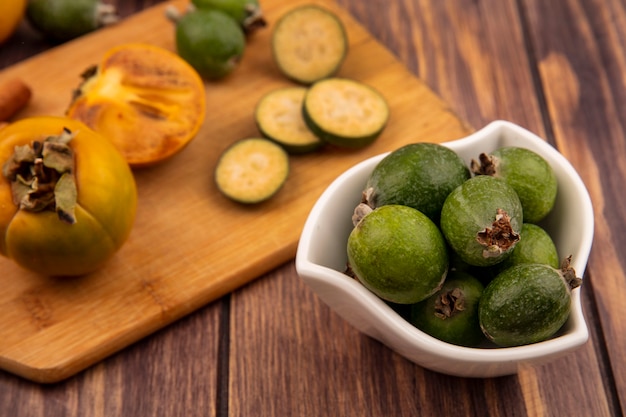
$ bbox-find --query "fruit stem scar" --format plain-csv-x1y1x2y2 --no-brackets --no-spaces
434,287,465,319
470,152,498,176
476,208,519,258
2,127,78,224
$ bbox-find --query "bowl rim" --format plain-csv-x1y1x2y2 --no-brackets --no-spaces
296,120,594,366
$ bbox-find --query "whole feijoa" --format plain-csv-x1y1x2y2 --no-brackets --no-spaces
361,143,470,224
171,8,246,79
471,146,557,223
440,175,523,267
347,205,448,304
496,223,559,272
410,271,485,347
479,259,582,347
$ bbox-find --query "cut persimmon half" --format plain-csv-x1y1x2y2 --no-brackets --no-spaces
66,43,206,167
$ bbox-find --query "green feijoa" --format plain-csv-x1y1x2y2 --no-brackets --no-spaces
495,223,559,272
410,271,485,347
440,176,523,267
347,205,448,304
170,8,246,80
471,146,557,223
26,0,118,42
362,143,470,224
479,259,582,347
191,0,266,34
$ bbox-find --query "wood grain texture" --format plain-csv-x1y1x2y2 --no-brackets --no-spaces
522,0,626,412
0,0,471,382
0,0,624,415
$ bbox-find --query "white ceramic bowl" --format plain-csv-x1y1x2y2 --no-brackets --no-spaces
295,120,594,378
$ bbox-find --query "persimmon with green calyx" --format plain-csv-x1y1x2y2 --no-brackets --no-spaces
191,0,266,34
440,176,523,267
479,257,582,347
410,271,485,347
0,116,137,277
26,0,118,42
168,7,246,80
347,205,448,304
471,146,557,223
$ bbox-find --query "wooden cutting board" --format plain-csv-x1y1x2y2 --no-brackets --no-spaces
0,0,471,383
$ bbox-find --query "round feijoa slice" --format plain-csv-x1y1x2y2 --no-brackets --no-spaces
440,176,523,267
272,4,347,84
255,86,323,154
479,259,582,347
471,146,557,223
410,271,485,347
214,138,289,204
347,205,448,304
303,78,389,148
361,143,470,223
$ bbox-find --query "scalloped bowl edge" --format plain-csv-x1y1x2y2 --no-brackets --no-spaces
295,120,594,378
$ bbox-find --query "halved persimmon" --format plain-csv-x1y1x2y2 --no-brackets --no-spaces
66,43,206,167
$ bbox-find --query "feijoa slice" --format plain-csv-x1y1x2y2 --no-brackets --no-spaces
303,78,389,148
255,86,323,154
479,258,582,347
471,146,557,223
410,271,485,347
361,143,470,224
347,205,448,304
214,138,289,204
440,176,523,267
272,5,347,84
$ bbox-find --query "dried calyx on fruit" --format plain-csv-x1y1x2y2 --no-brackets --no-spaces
2,127,77,224
476,208,520,258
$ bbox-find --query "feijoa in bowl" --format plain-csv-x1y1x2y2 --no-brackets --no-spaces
295,120,594,378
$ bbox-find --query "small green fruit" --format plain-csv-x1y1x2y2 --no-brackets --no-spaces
362,143,470,224
347,205,448,304
496,223,559,271
26,0,118,42
410,271,485,347
170,8,246,80
440,176,523,267
471,146,557,223
191,0,266,34
478,259,582,347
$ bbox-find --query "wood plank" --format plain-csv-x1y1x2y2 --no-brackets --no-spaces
0,0,470,382
0,300,222,416
523,0,626,411
228,0,617,415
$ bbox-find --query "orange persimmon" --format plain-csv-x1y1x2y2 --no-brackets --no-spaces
67,43,206,167
0,116,137,276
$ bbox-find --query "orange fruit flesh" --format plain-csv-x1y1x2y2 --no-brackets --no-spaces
67,43,206,167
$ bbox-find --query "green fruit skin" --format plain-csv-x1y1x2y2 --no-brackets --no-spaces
347,205,448,304
175,9,246,79
495,223,559,272
27,0,107,41
410,271,485,347
440,176,523,267
479,263,572,347
490,147,557,223
192,0,260,25
365,143,470,224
